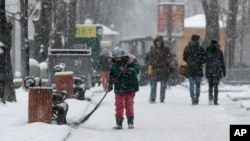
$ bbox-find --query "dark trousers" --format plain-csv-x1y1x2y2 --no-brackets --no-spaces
207,77,220,102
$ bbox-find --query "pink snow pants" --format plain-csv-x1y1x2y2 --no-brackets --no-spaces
115,92,135,118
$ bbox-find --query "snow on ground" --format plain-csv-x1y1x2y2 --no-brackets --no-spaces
0,80,250,141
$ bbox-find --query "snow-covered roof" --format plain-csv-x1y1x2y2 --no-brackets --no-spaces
158,2,184,5
120,35,153,41
184,14,225,28
96,24,119,35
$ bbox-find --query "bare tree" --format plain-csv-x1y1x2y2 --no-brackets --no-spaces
32,0,52,62
238,0,250,67
0,0,16,103
52,0,76,49
225,0,239,68
76,0,115,25
201,0,220,48
64,0,76,49
19,0,28,80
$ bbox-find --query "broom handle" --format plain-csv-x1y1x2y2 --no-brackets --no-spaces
80,70,123,123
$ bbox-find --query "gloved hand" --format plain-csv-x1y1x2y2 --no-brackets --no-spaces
119,67,128,73
107,84,113,92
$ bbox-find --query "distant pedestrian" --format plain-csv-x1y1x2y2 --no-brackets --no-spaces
148,35,173,103
183,34,206,105
107,47,140,130
205,39,226,105
99,50,111,91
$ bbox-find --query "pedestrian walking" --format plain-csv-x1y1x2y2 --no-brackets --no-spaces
148,35,173,103
107,47,140,130
183,34,206,105
99,50,111,91
205,39,226,105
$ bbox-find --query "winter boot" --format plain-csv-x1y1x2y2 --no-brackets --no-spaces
214,93,219,105
208,89,213,105
214,100,219,105
113,117,123,130
127,116,134,129
209,99,213,105
192,99,199,105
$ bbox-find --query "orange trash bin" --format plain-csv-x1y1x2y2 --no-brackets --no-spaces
28,87,52,124
55,71,74,98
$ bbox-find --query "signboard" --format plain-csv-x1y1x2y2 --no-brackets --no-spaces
157,3,184,38
100,41,112,54
75,25,103,38
101,41,112,47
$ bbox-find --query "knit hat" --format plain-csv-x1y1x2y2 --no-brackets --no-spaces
191,34,200,41
154,35,164,42
211,39,218,44
112,47,128,58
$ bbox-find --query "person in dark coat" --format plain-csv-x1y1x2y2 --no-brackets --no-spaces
99,50,111,91
205,39,226,105
148,35,173,103
107,47,140,130
183,34,206,105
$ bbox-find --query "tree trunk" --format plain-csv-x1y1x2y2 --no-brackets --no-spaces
20,0,28,80
53,0,66,49
4,23,16,102
238,0,249,68
0,0,16,102
33,0,52,62
201,0,220,48
65,0,76,49
225,0,239,68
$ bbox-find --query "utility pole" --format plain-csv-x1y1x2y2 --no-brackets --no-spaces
167,3,173,47
25,0,29,75
167,0,175,49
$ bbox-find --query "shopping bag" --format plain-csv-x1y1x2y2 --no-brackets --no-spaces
178,65,187,77
147,65,153,75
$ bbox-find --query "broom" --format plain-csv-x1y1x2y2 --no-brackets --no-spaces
79,71,122,124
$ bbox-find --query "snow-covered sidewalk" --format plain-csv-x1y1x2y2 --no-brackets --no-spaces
0,88,94,141
0,82,250,141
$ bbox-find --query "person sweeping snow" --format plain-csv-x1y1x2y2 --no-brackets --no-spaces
107,47,140,130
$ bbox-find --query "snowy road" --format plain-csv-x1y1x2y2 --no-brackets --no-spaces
65,82,250,141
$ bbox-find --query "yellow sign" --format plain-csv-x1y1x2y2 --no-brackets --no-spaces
75,25,97,37
101,41,112,47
